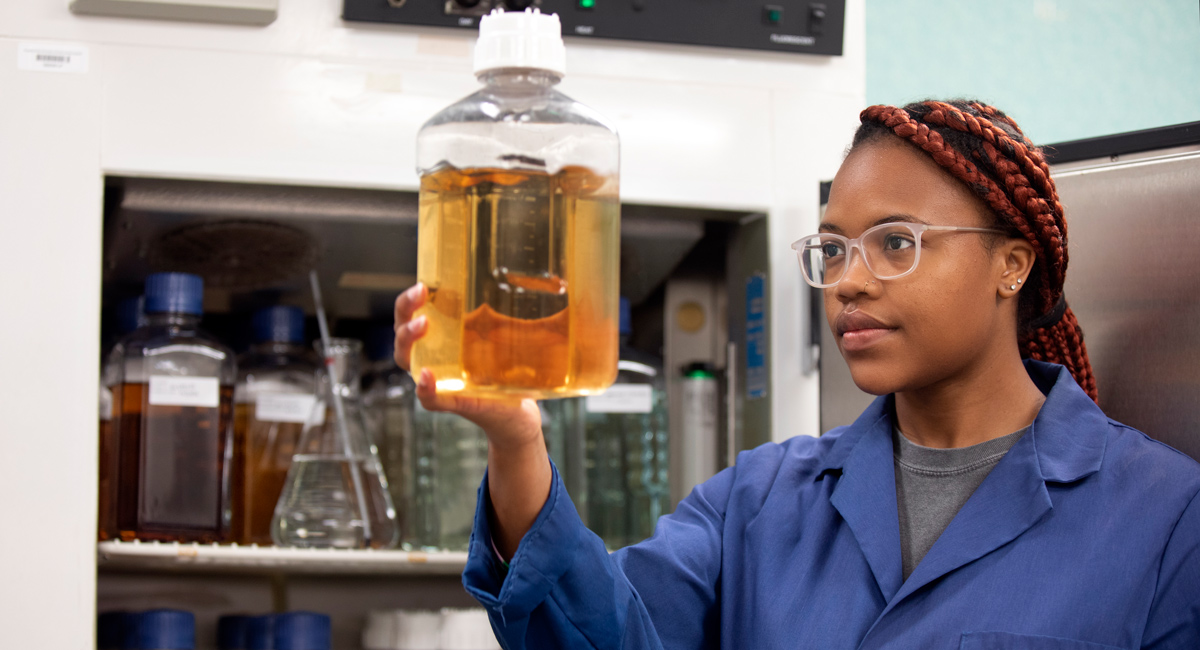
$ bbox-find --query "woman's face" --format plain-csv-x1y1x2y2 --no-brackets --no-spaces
821,139,1020,396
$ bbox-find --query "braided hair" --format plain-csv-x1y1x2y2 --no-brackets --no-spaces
852,99,1098,402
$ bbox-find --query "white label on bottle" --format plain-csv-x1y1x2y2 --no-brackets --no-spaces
586,384,653,414
148,376,220,408
99,387,114,421
255,393,317,424
18,42,89,73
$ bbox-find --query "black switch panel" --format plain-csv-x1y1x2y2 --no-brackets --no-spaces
343,0,845,57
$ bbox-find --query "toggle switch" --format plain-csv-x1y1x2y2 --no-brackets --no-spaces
808,3,826,35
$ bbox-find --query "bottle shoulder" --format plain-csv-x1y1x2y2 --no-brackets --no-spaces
115,324,236,382
421,86,619,133
119,324,233,357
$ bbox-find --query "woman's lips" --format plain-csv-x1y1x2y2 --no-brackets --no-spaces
840,327,896,352
835,310,897,352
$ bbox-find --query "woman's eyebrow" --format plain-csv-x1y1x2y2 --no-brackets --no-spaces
818,214,927,234
874,213,927,226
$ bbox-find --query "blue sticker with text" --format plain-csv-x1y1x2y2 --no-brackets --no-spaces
746,274,767,400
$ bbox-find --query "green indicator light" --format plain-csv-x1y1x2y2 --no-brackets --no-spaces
579,0,595,9
768,9,781,23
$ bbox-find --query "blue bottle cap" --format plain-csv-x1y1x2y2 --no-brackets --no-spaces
137,609,195,650
246,615,275,650
365,323,396,363
252,306,306,344
619,297,631,336
274,612,331,650
144,273,204,316
116,296,146,335
98,611,130,650
217,615,253,650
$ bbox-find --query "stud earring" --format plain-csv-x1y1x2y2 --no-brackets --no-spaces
1017,278,1023,284
1009,284,1017,290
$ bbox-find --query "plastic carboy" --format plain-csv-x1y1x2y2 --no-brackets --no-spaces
232,306,320,545
412,8,621,399
113,273,236,543
363,324,417,544
272,338,399,549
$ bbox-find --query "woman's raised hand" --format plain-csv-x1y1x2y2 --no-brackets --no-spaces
392,283,543,450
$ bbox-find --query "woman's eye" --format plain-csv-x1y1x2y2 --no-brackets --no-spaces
883,234,915,251
820,242,845,258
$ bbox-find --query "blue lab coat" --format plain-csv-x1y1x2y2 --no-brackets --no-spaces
462,361,1200,649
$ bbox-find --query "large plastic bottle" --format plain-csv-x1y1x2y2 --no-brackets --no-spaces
113,273,236,543
272,338,399,549
232,306,320,545
412,8,621,399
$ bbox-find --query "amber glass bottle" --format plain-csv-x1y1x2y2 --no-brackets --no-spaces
113,273,236,543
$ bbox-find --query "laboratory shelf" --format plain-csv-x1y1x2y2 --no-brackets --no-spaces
97,540,469,576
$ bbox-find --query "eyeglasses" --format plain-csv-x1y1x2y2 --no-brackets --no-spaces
791,222,1006,288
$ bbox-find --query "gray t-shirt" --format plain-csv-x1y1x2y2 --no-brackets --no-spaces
893,426,1029,580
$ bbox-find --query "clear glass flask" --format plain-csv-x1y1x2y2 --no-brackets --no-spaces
412,9,621,399
272,338,399,549
232,306,320,545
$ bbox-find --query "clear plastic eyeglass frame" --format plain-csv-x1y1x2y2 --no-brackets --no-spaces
791,222,1006,288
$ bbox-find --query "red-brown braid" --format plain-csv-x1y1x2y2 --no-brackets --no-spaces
857,100,1098,402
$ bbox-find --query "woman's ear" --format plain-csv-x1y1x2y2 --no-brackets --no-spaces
997,238,1036,299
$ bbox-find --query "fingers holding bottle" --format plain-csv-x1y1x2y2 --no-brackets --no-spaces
393,283,428,372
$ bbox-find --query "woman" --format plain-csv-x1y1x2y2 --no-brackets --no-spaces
393,100,1200,649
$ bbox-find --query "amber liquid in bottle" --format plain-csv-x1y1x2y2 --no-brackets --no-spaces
413,165,620,398
232,403,303,545
116,382,235,543
97,412,117,541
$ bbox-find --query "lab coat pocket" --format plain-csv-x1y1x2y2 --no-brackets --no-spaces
960,631,1125,650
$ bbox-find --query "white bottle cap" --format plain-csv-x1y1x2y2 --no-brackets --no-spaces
473,8,566,77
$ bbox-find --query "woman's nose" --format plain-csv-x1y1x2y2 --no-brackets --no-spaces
833,247,874,300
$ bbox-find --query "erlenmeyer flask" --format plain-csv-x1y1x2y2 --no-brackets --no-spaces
272,338,399,549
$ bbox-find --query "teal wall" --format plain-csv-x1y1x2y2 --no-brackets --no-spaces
866,0,1200,145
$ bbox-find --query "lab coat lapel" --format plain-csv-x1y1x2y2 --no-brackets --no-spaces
881,360,1106,608
828,398,904,603
887,426,1052,604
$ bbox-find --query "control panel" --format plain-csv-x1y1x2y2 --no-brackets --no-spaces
342,0,845,56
